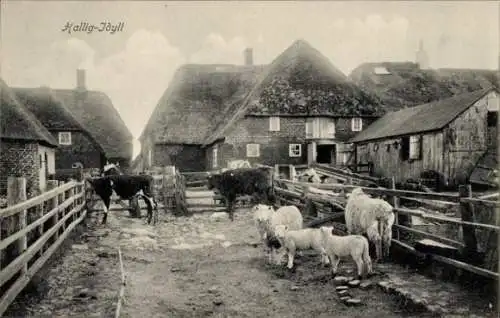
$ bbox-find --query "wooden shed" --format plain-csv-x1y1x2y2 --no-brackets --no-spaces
349,87,499,188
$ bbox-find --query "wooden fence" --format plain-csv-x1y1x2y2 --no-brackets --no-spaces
273,178,499,281
151,166,188,216
0,177,86,316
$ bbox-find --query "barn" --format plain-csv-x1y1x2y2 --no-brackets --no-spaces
349,87,499,188
139,56,266,172
53,70,134,169
201,39,383,169
0,79,58,197
12,87,106,170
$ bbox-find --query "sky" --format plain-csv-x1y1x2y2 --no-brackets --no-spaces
1,1,499,158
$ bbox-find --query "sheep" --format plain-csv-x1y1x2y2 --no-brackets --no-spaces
319,226,373,280
274,225,329,269
252,204,303,264
344,187,395,262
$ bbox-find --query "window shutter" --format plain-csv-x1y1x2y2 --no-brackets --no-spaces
418,135,423,160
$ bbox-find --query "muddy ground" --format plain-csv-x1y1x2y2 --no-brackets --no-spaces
7,202,435,318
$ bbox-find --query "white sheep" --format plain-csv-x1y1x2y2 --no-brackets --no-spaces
252,204,303,264
344,187,395,262
319,226,373,280
274,225,329,269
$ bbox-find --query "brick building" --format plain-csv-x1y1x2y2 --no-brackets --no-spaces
140,39,382,172
0,79,58,197
13,87,106,170
53,70,134,169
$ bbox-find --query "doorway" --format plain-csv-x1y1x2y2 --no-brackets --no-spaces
316,144,336,165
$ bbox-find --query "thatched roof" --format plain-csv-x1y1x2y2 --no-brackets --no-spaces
53,89,133,160
140,64,266,145
350,87,497,143
349,62,499,112
203,39,384,146
12,87,105,153
0,79,58,147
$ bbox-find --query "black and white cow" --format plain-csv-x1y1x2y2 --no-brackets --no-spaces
207,167,276,221
86,163,158,225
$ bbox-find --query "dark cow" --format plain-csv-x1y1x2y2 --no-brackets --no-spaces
86,163,158,225
207,167,275,221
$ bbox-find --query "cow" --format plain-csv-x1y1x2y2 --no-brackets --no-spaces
86,163,159,225
207,167,276,221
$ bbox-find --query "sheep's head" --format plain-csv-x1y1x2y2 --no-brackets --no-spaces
319,226,334,239
274,225,288,238
252,204,274,222
347,187,364,198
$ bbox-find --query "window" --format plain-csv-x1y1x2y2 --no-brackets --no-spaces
401,135,422,161
212,147,218,168
305,120,314,138
327,121,336,138
269,116,280,131
289,144,302,157
58,132,72,145
351,118,363,132
246,143,260,158
487,111,498,127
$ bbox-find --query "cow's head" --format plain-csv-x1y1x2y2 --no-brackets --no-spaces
102,162,122,176
207,173,221,190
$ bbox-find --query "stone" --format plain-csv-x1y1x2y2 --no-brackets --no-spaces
346,298,362,306
360,281,372,290
335,286,349,291
213,300,224,306
221,241,232,248
377,281,391,292
348,280,361,287
346,276,355,282
72,244,89,251
333,276,349,284
340,296,351,302
337,290,350,297
290,285,299,291
208,286,218,293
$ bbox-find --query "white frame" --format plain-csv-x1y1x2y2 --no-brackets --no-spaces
58,132,72,145
148,149,152,166
269,116,280,131
409,135,421,160
351,118,363,132
305,118,319,138
246,143,260,158
289,144,302,157
212,146,218,168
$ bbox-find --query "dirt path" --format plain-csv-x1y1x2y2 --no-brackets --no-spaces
9,200,425,317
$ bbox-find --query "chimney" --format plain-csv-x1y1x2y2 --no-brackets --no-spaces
244,48,253,66
76,69,86,90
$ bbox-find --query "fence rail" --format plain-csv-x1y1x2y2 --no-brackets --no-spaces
272,177,499,281
0,177,86,316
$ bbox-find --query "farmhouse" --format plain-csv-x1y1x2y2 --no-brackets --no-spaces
349,42,500,112
349,87,499,188
0,79,58,196
53,70,134,169
139,52,267,172
12,87,106,170
141,40,383,171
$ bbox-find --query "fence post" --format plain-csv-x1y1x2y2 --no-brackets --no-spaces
59,181,66,237
390,177,400,241
7,177,27,275
458,184,478,260
46,180,59,248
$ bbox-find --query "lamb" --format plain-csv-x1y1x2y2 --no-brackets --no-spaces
252,204,303,264
319,226,373,280
344,187,395,262
274,225,329,269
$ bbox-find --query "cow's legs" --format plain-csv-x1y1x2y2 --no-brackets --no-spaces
141,194,156,225
226,195,236,221
101,196,111,225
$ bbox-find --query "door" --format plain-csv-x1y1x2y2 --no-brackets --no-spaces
316,145,336,165
307,142,316,164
